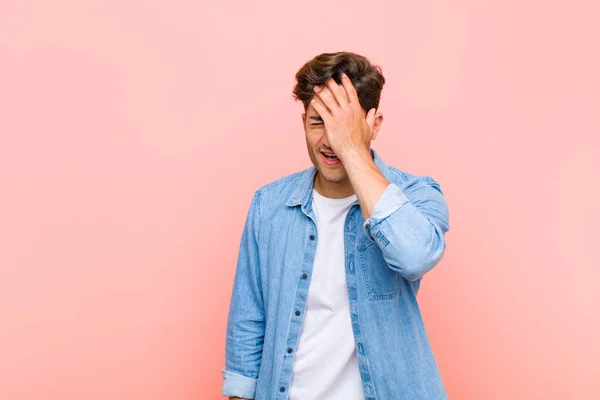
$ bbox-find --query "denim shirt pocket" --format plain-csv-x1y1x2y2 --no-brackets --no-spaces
358,237,401,300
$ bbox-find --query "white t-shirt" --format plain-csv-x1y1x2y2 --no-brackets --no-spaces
288,189,364,400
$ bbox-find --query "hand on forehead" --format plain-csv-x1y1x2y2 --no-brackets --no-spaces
312,72,362,115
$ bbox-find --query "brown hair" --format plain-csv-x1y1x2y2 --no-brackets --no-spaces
292,51,385,113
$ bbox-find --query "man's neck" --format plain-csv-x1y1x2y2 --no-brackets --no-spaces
313,173,355,199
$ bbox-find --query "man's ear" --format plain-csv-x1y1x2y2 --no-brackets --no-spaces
301,112,306,124
371,112,384,141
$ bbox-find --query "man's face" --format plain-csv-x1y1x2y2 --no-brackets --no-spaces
302,103,351,185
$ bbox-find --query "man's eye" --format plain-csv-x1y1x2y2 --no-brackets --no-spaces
311,123,323,126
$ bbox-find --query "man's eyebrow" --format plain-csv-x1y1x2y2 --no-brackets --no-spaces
309,116,323,122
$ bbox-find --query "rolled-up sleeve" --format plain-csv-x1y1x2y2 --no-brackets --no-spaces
222,369,258,399
363,175,450,281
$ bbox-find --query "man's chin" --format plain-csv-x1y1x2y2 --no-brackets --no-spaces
320,172,347,184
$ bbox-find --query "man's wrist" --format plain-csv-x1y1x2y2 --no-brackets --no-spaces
338,143,370,164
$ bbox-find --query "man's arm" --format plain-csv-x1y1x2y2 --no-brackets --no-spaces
308,74,449,281
339,146,449,281
221,191,265,399
338,146,390,220
361,174,449,281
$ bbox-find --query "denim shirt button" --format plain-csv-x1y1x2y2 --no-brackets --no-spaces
287,347,293,353
280,386,286,392
302,273,308,279
309,234,315,240
295,310,301,316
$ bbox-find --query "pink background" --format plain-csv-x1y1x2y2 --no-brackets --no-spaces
1,0,599,399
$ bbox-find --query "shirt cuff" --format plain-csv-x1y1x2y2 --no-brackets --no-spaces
221,369,258,398
363,183,410,241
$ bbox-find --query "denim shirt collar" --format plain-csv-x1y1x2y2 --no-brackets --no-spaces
285,148,389,209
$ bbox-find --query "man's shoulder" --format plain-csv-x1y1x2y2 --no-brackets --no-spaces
257,168,308,193
386,165,414,184
386,165,444,192
252,167,310,206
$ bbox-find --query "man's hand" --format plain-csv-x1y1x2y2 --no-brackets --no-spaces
310,72,389,219
310,72,377,162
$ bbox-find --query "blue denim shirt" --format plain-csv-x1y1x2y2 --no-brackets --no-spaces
222,148,450,399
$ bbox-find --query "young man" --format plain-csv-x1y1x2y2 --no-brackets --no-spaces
221,52,450,400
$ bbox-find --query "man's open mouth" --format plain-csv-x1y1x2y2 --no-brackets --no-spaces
321,151,341,165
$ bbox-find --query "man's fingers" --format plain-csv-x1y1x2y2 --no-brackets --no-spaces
314,84,340,114
326,77,349,108
340,72,360,109
310,97,331,122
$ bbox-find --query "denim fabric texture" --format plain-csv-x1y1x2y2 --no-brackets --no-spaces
222,148,450,399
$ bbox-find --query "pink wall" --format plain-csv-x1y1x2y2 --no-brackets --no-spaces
1,0,599,398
